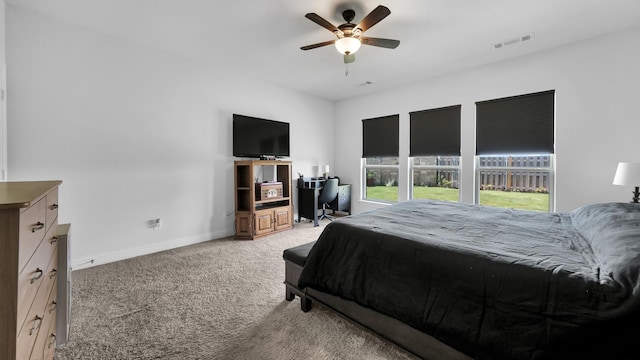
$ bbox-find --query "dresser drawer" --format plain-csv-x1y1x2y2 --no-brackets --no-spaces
42,313,57,360
42,321,57,360
17,225,58,334
15,317,39,360
18,198,47,273
33,280,58,360
16,248,57,360
45,188,59,232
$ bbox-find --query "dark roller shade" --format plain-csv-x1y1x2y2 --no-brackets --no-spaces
410,105,461,156
476,90,555,155
362,114,399,157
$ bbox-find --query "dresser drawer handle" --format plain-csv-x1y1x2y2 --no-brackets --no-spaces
49,301,57,314
31,268,44,283
30,315,43,335
32,222,45,232
50,269,57,279
48,333,57,349
50,203,59,210
50,236,58,244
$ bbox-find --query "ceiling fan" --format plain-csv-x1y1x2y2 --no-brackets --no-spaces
300,5,400,64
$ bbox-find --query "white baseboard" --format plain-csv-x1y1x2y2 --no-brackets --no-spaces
71,227,235,270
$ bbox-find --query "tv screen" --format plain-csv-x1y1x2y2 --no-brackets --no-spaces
233,114,290,158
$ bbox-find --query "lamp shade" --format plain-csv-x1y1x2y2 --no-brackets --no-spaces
613,162,640,186
335,37,361,55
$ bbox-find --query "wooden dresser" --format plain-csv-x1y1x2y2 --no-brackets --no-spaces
0,181,62,360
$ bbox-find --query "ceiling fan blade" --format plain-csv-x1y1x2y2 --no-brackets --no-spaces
356,5,391,33
300,40,336,51
360,37,400,49
305,13,341,35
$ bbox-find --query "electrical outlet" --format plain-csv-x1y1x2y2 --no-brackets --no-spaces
148,218,161,231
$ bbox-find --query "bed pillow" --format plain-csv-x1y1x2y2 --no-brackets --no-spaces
570,202,640,290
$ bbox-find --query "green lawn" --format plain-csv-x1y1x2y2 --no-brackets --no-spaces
413,187,459,202
366,186,401,202
366,186,549,212
479,190,549,212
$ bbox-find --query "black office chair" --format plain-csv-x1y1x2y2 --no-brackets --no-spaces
317,178,339,222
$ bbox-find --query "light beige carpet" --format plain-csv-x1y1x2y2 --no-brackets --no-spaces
54,221,417,360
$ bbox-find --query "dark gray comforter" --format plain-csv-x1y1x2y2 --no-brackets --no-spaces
298,200,640,359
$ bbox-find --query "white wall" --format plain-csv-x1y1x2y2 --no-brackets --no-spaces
334,25,640,213
0,0,4,61
0,0,6,181
6,7,334,268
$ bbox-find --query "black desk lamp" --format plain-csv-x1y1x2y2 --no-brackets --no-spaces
613,162,640,203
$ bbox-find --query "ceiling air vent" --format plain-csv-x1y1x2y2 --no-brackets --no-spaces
494,33,534,49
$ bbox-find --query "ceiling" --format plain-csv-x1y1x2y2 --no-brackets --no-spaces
7,0,640,101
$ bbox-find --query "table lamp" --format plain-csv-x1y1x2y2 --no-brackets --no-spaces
613,162,640,203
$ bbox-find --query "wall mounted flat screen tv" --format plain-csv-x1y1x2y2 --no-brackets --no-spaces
233,114,290,158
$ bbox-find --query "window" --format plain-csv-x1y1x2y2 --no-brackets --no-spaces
475,90,555,212
409,105,461,202
362,115,399,202
364,157,400,202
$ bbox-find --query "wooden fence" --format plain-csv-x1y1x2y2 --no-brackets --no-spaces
412,157,460,188
478,156,549,193
412,156,550,193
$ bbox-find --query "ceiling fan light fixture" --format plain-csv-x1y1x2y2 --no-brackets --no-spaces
335,37,361,55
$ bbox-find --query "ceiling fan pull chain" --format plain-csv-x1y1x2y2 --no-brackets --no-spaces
345,63,349,77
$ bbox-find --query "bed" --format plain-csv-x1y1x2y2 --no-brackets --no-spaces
283,200,640,359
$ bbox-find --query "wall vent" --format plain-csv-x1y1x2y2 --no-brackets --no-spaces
494,33,534,49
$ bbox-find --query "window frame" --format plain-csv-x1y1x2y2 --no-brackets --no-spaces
475,90,555,212
408,105,462,203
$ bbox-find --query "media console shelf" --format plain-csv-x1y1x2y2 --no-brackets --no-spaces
234,160,293,239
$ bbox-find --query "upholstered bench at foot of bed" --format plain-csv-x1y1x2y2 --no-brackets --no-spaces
283,241,316,312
